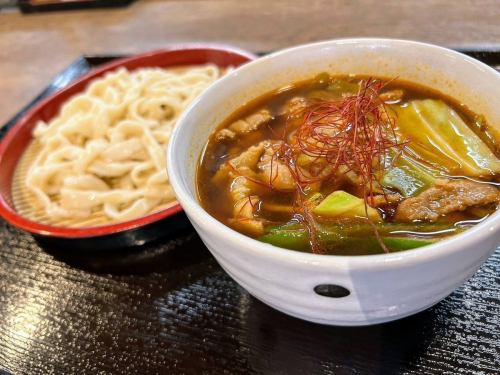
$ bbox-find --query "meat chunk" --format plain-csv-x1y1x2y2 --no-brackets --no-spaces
368,194,402,208
230,109,272,133
215,109,272,141
229,178,263,236
212,141,265,183
395,179,500,222
214,142,268,235
218,140,296,191
379,89,404,103
282,97,307,117
277,96,308,130
257,141,295,191
215,129,236,142
214,140,298,235
229,195,263,236
229,142,266,174
228,177,264,236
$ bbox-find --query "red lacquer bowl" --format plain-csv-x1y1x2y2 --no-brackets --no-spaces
0,45,256,248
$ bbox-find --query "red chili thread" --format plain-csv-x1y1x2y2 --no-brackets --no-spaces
226,78,406,253
270,78,407,253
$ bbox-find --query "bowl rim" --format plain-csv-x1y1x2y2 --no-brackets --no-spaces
168,37,500,267
0,44,256,238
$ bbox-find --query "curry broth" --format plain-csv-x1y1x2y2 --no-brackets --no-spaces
197,75,499,255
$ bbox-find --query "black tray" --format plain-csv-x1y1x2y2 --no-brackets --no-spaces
0,51,499,374
17,0,135,13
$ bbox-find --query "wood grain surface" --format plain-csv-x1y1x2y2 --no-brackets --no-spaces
1,2,500,374
0,52,499,373
0,218,499,374
2,0,500,127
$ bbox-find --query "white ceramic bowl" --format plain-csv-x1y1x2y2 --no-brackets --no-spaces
167,39,500,326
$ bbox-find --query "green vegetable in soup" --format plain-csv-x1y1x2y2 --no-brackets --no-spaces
326,79,360,95
259,222,443,253
309,75,360,101
265,221,460,238
381,236,436,250
198,74,499,256
313,191,381,220
383,153,437,197
394,99,500,176
259,229,310,250
307,192,324,206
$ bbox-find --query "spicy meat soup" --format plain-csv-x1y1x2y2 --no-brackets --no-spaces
197,74,500,255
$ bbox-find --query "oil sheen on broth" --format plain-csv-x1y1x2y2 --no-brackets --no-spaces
197,74,500,255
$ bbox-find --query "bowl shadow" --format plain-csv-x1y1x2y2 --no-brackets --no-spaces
38,224,212,275
241,296,440,375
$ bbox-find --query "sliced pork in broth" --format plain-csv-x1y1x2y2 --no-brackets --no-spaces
197,74,500,255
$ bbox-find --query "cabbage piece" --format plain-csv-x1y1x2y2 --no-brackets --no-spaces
312,191,380,221
383,153,437,197
394,99,500,176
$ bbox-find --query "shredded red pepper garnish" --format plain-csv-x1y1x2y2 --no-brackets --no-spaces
270,78,406,253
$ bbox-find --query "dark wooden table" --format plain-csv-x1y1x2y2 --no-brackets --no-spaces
0,50,499,374
0,219,499,374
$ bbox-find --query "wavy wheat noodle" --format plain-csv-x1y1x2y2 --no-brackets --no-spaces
24,65,223,223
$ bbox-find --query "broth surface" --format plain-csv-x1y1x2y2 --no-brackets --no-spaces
197,75,500,255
